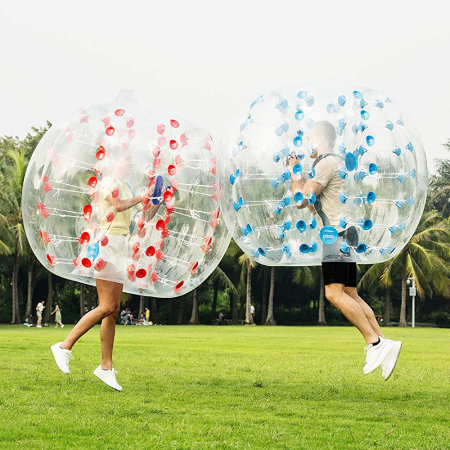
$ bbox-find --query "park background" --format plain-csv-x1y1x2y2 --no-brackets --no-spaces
1,2,450,449
0,0,449,328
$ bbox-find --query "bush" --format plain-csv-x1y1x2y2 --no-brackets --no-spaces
430,310,450,328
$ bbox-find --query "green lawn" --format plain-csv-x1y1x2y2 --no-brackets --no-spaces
0,325,449,449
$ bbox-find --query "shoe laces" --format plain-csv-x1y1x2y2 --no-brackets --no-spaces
64,351,73,365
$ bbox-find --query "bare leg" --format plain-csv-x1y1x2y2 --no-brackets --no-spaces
344,287,385,338
325,283,379,344
37,316,42,326
100,282,122,370
60,280,121,351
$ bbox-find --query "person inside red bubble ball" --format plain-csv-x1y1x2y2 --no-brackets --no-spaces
51,151,161,391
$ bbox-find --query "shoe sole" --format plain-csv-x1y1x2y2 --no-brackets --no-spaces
364,341,394,375
383,342,402,381
51,344,70,375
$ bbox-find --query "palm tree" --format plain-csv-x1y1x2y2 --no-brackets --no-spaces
292,265,317,322
265,266,277,325
0,148,28,324
429,150,450,218
218,239,245,324
80,284,85,318
359,211,450,326
259,267,269,324
238,253,258,325
317,272,326,325
189,289,199,324
209,266,239,323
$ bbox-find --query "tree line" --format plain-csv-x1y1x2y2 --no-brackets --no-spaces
1,125,449,327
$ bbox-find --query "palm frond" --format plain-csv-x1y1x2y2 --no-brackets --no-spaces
209,266,239,298
292,266,316,289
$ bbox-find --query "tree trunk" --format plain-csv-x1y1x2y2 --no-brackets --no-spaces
231,293,239,324
238,295,245,321
11,249,21,324
261,269,268,325
318,273,326,325
139,295,144,316
44,272,53,324
80,284,85,317
168,298,174,324
177,297,184,324
265,266,276,325
400,271,407,327
245,259,254,325
211,281,219,322
87,286,93,311
151,297,159,324
189,289,200,324
25,257,35,319
384,288,391,326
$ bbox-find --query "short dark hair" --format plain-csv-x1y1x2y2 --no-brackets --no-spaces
314,121,336,149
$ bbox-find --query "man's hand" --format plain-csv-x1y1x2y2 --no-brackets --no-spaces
287,153,300,175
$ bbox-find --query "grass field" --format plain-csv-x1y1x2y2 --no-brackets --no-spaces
0,325,449,449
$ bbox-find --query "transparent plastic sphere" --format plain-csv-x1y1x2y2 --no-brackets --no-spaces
23,103,230,297
219,86,427,266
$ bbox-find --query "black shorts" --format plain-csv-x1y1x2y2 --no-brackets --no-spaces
322,262,357,287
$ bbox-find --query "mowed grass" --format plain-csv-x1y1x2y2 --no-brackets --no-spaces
0,325,449,449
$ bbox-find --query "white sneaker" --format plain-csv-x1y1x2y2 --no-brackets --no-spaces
51,342,72,374
61,324,65,328
363,337,393,375
381,340,402,381
37,325,42,328
93,365,123,391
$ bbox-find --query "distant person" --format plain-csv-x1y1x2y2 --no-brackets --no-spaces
120,308,127,325
219,310,225,321
250,304,255,319
126,314,136,325
289,120,401,380
145,307,150,323
36,300,45,328
51,302,64,328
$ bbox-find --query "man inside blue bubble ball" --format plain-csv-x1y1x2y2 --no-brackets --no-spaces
288,121,401,380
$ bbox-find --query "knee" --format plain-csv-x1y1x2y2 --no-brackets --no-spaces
325,285,343,305
344,287,357,299
111,305,120,318
98,305,118,318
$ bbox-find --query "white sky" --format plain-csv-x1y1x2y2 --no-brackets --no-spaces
1,0,449,171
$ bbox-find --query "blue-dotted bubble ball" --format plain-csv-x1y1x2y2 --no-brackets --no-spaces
218,86,427,266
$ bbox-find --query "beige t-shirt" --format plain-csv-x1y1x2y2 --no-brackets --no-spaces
313,155,349,229
100,176,143,235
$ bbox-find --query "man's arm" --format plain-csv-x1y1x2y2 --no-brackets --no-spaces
295,180,324,210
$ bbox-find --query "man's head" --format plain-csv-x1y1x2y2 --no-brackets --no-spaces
305,121,336,158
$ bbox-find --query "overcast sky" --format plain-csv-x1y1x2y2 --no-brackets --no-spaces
1,1,449,171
